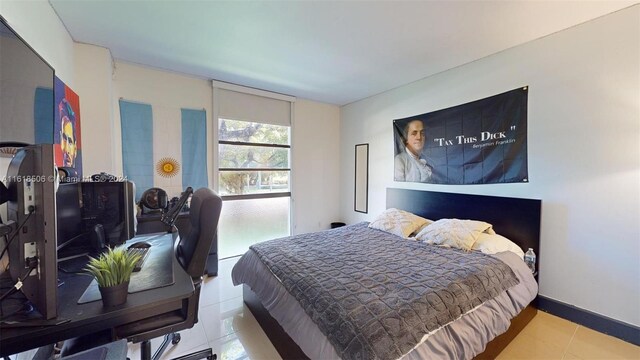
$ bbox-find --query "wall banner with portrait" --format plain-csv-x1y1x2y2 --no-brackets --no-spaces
393,87,528,184
54,76,83,177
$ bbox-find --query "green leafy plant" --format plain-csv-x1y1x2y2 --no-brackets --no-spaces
83,247,141,288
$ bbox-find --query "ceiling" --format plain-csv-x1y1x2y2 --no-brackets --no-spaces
49,1,636,106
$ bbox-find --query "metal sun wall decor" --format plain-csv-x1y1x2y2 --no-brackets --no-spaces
156,157,180,178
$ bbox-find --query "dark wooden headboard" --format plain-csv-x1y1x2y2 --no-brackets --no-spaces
386,188,541,259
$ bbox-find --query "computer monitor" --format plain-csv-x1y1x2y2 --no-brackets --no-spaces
56,182,85,262
0,15,55,145
5,144,58,319
56,180,136,267
80,181,136,246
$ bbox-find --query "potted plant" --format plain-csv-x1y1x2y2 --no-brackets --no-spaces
84,247,141,307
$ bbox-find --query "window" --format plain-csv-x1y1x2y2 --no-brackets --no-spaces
213,83,294,258
217,119,291,258
218,119,290,198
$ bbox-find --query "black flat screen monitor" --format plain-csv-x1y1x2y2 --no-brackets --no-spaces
0,15,55,144
5,144,58,319
56,181,136,267
56,182,84,261
80,181,136,246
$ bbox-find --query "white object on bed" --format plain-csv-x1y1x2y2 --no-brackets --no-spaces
368,208,432,238
413,218,493,251
472,232,525,259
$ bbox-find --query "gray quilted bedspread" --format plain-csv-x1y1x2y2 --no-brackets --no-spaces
250,222,519,360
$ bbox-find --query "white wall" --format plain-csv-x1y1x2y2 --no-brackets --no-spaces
292,99,341,234
339,6,640,327
74,43,115,177
112,61,214,198
112,62,341,233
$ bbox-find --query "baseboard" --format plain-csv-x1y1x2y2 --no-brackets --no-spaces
537,295,640,346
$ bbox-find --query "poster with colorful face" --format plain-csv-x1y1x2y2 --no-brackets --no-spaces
54,76,82,176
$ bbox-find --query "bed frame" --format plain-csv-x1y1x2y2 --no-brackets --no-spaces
244,189,542,359
386,188,542,267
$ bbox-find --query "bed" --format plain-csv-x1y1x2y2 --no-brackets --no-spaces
232,189,541,359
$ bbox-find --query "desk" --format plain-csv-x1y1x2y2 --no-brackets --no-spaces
0,232,195,357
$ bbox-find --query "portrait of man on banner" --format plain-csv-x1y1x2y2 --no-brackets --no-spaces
393,87,529,185
54,76,83,176
393,118,434,183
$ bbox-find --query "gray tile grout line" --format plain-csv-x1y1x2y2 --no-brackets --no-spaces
199,293,244,309
561,324,580,360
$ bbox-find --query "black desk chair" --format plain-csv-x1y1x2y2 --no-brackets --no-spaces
62,188,222,360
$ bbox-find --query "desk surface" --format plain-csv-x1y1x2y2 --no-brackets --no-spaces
0,232,194,357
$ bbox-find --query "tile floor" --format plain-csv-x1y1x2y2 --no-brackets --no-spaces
496,310,640,360
13,257,640,360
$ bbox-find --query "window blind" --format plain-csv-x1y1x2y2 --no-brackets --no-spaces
216,88,291,126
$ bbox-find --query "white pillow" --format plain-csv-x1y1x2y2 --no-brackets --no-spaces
414,218,493,251
368,208,431,238
472,232,525,259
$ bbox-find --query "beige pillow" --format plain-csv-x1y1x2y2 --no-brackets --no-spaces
414,218,493,251
368,208,431,238
472,232,525,259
